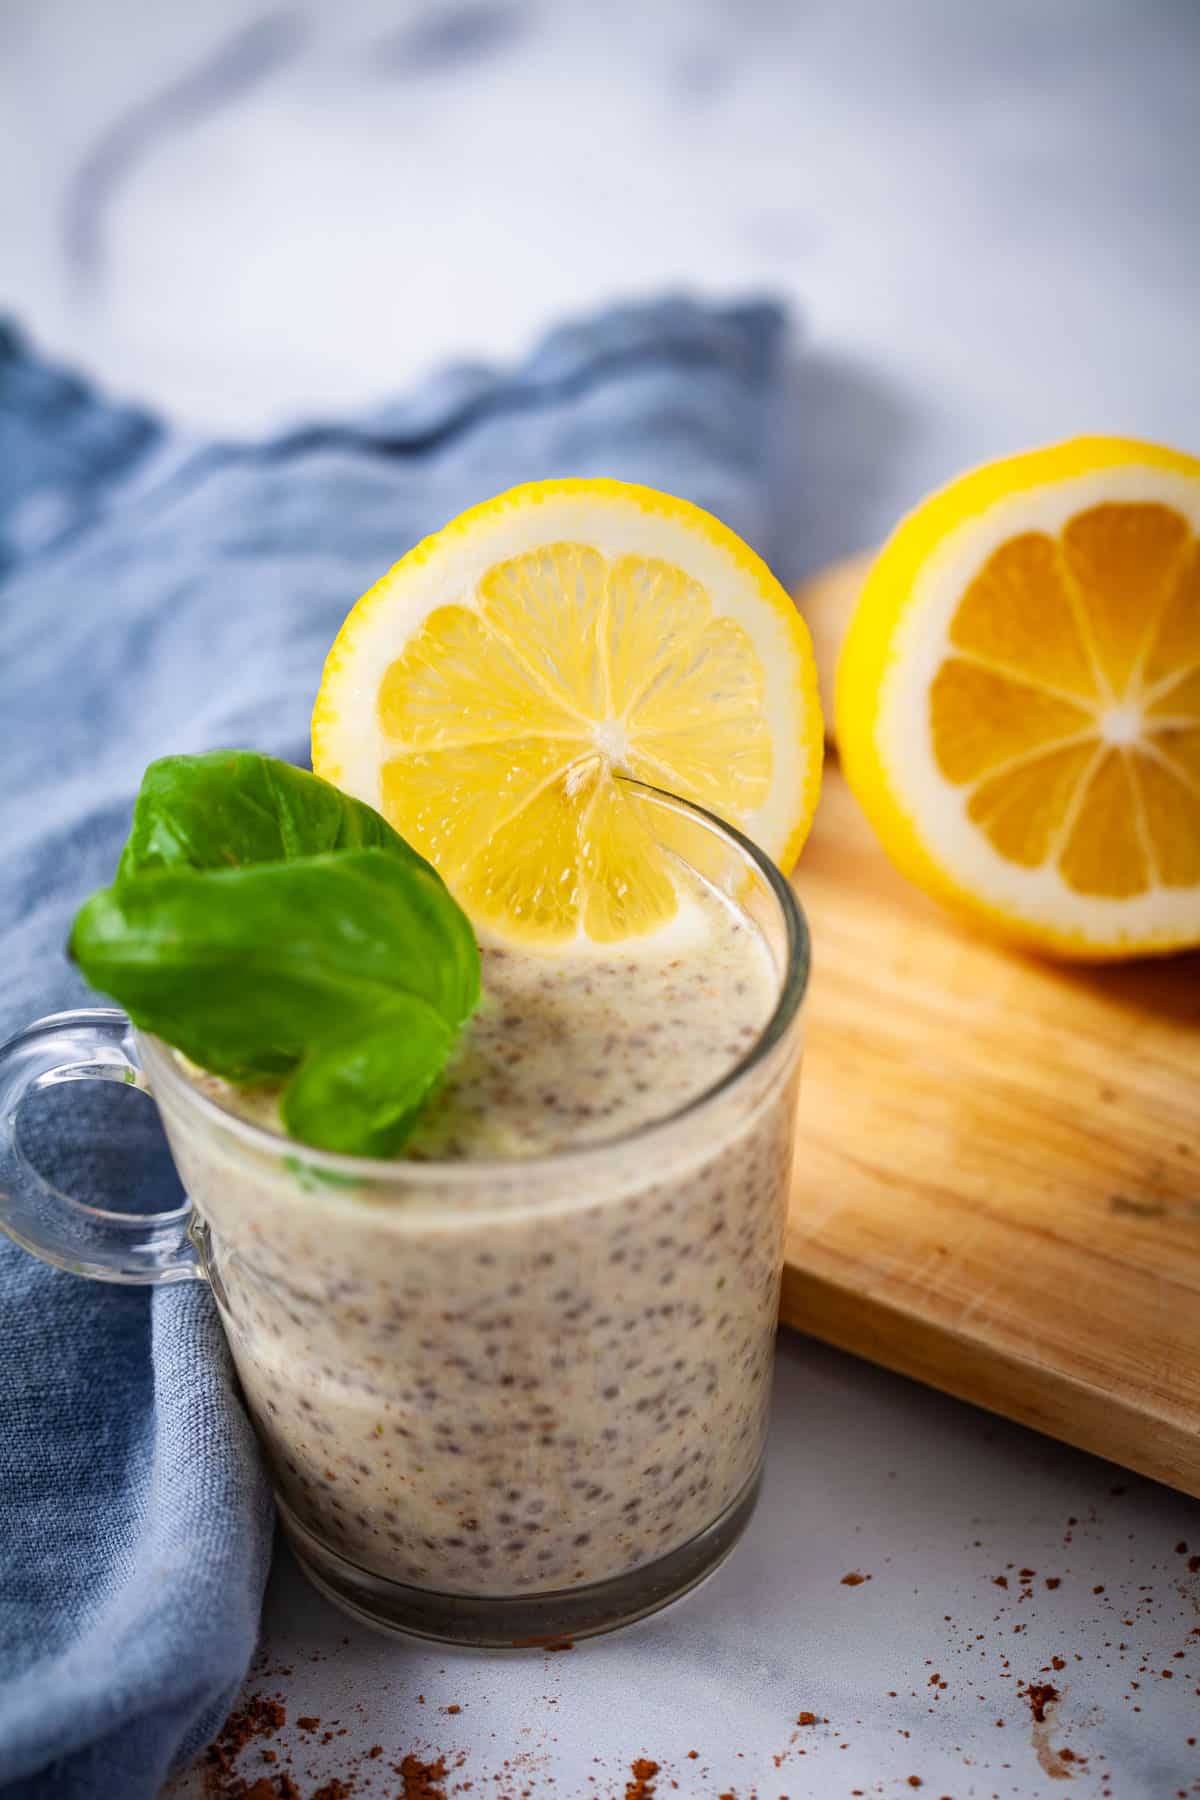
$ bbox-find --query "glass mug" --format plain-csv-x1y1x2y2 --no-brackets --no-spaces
0,785,809,1645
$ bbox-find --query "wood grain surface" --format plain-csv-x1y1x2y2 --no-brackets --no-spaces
782,560,1200,1497
794,547,871,738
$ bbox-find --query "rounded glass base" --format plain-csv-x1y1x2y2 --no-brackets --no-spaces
278,1463,763,1647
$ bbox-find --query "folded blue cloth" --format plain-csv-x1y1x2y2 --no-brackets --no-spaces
0,294,788,1797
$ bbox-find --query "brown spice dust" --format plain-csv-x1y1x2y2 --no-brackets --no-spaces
624,1757,660,1798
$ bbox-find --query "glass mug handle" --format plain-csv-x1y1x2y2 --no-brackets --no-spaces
0,1008,202,1284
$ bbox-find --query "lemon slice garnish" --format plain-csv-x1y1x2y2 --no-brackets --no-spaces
313,479,823,943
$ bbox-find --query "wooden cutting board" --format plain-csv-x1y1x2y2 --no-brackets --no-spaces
780,554,1200,1497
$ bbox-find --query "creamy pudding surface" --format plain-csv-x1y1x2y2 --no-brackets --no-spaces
161,866,800,1604
196,877,775,1157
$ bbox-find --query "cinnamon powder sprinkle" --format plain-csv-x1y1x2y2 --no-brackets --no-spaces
624,1757,660,1799
396,1752,448,1799
1023,1683,1060,1723
204,1693,287,1791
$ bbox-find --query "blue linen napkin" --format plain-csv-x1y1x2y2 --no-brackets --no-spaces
0,294,788,1797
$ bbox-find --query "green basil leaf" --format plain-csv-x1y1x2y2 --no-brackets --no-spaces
72,751,482,1158
73,846,478,1072
117,750,432,879
282,1001,454,1157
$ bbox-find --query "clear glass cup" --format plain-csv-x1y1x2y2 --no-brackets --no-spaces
0,783,809,1645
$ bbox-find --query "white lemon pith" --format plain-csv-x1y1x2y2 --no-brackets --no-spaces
836,439,1200,958
312,480,823,943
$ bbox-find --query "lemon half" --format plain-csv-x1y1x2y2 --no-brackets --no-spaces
836,438,1200,958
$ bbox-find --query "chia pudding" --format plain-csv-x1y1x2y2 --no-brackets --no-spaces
151,865,804,1626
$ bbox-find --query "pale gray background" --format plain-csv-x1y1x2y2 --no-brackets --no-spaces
3,3,1199,1795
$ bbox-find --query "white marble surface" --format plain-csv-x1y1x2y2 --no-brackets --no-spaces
5,0,1200,579
163,1336,1200,1800
5,3,1200,1795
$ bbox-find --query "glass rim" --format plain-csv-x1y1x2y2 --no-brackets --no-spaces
139,779,811,1187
